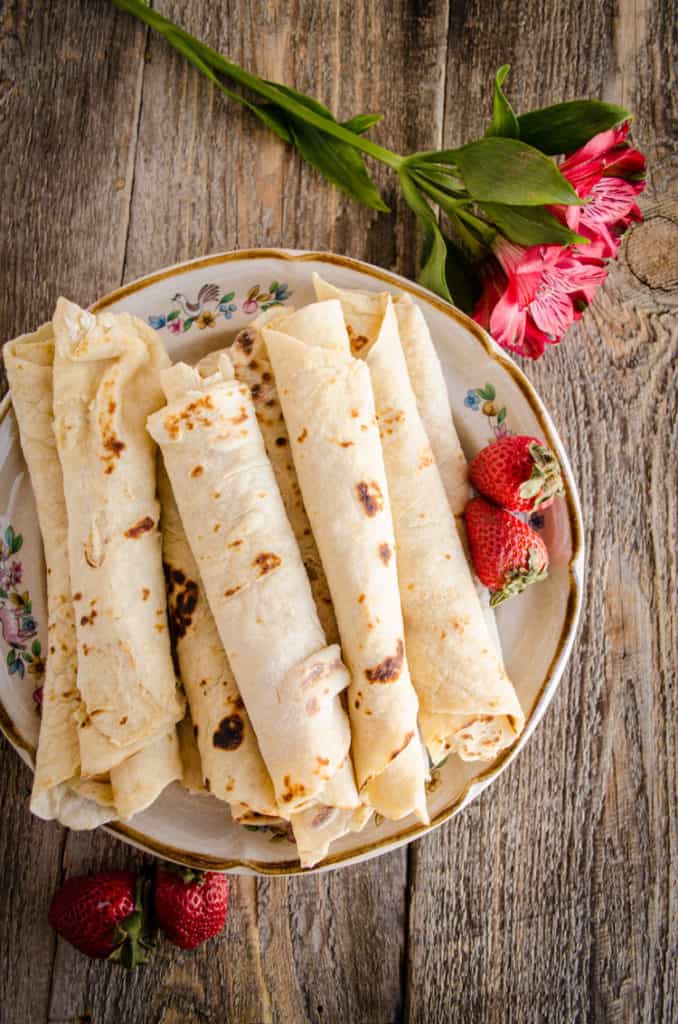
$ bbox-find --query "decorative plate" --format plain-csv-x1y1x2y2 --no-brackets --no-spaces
0,249,584,874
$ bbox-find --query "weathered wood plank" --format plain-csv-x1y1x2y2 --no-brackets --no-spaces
0,2,146,1022
405,0,677,1021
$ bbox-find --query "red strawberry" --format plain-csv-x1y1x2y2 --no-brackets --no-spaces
48,871,151,967
154,867,229,950
469,435,564,513
464,497,549,606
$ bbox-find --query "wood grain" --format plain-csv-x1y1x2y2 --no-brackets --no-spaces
406,1,677,1022
0,0,675,1021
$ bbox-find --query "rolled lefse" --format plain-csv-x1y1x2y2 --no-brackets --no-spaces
147,358,364,866
314,278,470,514
157,459,279,820
310,281,524,763
52,299,184,794
5,326,114,828
263,302,429,822
197,311,338,644
6,315,181,826
198,331,371,854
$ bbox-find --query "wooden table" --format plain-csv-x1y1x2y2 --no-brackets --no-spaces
1,2,675,1021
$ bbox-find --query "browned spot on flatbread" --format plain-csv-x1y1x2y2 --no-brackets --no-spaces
389,730,414,763
262,371,272,382
281,774,306,803
73,592,82,602
213,714,244,751
191,465,204,478
204,777,211,792
347,324,369,353
231,406,248,425
365,639,404,684
351,408,359,418
228,539,242,549
297,427,308,443
340,440,354,448
316,756,329,767
119,715,128,726
253,552,281,576
163,394,215,440
80,609,98,627
193,724,198,737
275,436,287,446
141,587,150,601
108,400,116,414
250,383,261,400
124,515,154,539
224,585,242,599
249,359,259,370
236,330,255,355
419,447,434,469
164,563,199,641
358,593,365,604
378,543,392,565
356,480,383,517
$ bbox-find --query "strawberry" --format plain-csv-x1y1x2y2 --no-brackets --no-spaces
48,870,152,967
154,867,229,950
469,435,564,513
464,497,549,606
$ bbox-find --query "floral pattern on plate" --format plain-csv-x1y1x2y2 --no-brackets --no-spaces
0,526,44,703
148,280,292,333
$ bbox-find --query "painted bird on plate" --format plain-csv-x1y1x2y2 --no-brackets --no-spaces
171,283,220,317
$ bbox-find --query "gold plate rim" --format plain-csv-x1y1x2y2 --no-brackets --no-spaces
1,248,584,875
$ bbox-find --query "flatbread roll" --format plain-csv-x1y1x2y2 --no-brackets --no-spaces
52,300,184,778
158,460,279,819
6,317,181,825
311,280,524,763
263,302,429,822
147,359,363,865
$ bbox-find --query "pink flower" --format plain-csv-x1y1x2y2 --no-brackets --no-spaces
167,318,183,334
242,299,259,314
473,239,607,359
556,122,646,258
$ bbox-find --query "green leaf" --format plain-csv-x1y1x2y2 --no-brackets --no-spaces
219,292,235,304
166,309,180,322
32,639,41,656
444,239,479,314
22,651,32,663
419,138,582,206
399,172,452,304
7,649,15,665
265,81,334,120
288,119,389,212
479,202,589,246
497,406,506,424
244,102,292,143
477,383,496,401
342,113,383,135
25,601,32,613
183,317,196,331
4,526,13,549
486,65,519,139
517,100,630,155
0,588,6,599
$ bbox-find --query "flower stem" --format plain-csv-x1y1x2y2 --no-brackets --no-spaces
112,0,403,170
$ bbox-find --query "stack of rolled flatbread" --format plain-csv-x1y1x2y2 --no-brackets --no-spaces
6,276,524,867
